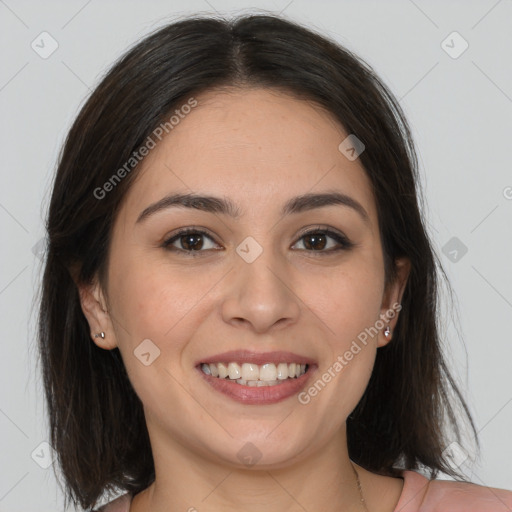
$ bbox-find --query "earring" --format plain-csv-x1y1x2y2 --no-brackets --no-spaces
94,332,105,339
383,326,391,338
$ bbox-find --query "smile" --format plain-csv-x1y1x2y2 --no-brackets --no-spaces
201,362,308,386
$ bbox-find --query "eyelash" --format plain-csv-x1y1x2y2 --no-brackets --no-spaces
162,225,354,256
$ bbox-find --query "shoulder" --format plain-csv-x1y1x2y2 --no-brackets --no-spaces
395,470,512,512
91,492,133,512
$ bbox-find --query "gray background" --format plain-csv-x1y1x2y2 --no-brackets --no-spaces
1,0,511,510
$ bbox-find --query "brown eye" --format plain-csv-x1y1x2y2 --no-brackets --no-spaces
162,228,220,254
178,233,205,251
302,232,328,251
292,228,354,253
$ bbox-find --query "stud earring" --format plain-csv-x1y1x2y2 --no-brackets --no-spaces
94,332,105,339
383,326,391,338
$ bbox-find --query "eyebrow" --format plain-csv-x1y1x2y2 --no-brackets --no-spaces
136,191,370,225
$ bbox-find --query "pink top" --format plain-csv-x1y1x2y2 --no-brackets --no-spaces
93,470,512,511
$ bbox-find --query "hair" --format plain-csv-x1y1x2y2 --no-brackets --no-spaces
38,12,479,511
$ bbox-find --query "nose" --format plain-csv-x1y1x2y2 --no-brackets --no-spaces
220,246,301,334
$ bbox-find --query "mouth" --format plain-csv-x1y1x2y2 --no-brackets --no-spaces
200,361,309,386
196,350,316,405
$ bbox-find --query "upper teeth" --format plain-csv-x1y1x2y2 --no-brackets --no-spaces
201,362,307,382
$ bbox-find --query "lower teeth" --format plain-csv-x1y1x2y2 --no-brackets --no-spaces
235,378,288,387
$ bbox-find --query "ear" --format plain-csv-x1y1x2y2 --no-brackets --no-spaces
377,257,410,348
77,277,118,350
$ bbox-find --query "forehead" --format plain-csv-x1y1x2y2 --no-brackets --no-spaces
118,87,377,227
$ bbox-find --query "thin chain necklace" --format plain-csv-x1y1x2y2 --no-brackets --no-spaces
350,461,369,511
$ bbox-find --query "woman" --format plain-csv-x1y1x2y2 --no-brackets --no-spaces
38,13,512,512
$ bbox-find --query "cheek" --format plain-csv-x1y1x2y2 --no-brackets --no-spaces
106,248,224,387
105,261,193,409
314,257,384,347
300,256,383,413
108,249,210,338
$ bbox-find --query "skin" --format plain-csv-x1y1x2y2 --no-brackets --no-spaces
79,88,410,512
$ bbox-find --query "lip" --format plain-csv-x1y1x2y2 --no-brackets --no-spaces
196,350,317,405
197,368,316,405
195,349,316,366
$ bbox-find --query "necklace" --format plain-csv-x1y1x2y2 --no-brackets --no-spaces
350,462,369,511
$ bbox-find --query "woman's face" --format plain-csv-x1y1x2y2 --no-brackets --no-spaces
82,87,408,468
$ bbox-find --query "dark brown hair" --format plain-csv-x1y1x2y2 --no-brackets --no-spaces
38,13,479,510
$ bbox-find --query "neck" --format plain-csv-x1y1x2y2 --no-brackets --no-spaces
134,423,367,512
